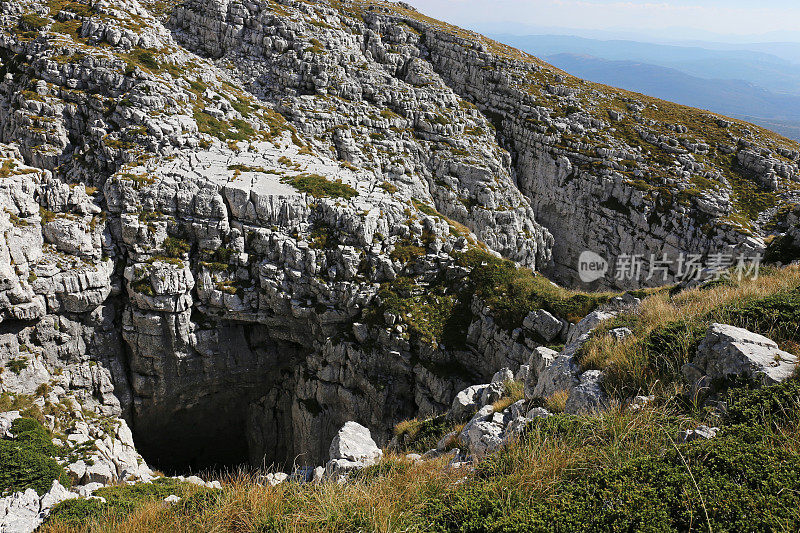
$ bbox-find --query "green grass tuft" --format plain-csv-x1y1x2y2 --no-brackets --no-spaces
282,173,358,199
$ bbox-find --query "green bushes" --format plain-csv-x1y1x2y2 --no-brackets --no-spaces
456,249,613,329
0,418,69,496
162,236,190,258
309,223,340,250
365,247,612,348
390,243,426,264
765,234,800,265
724,379,800,427
423,381,800,532
193,110,257,143
46,498,105,526
47,477,213,525
350,459,411,482
715,287,800,343
281,173,358,199
394,415,458,453
6,357,29,375
123,49,160,72
19,13,49,31
371,277,460,346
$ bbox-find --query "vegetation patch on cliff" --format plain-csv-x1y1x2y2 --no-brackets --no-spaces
282,173,358,199
1,417,70,496
456,249,615,328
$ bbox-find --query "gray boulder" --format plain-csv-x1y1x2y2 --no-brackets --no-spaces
523,346,558,399
608,327,633,341
565,370,606,414
526,407,553,419
0,411,20,438
685,323,798,387
515,364,530,382
448,384,488,421
531,354,580,399
329,421,382,464
523,309,563,342
0,480,76,533
326,422,382,475
460,420,504,460
491,368,514,384
565,310,617,345
0,489,41,533
479,381,506,405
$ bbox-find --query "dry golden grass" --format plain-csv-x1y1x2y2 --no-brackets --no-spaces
491,380,524,413
580,266,800,398
543,390,569,413
393,418,420,438
497,401,696,497
41,401,704,533
41,455,467,533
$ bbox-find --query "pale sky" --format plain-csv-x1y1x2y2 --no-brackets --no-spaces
401,0,800,40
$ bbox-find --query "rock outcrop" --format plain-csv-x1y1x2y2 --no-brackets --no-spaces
0,481,76,533
326,421,383,475
683,323,799,393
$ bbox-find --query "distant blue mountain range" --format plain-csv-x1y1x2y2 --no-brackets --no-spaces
490,34,800,141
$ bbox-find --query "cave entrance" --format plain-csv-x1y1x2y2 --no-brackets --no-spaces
133,397,254,476
124,323,309,475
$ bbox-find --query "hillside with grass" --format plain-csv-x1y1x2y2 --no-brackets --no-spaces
0,265,790,531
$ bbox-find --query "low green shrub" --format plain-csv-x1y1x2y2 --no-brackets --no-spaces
394,415,458,453
47,477,213,525
424,381,800,532
282,173,358,199
0,418,69,496
350,459,411,481
46,498,106,526
724,379,800,427
162,236,190,258
456,249,613,329
19,13,49,31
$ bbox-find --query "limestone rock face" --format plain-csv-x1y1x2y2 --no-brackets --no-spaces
685,324,798,387
0,481,77,533
329,422,383,464
523,309,564,342
565,370,606,415
449,384,488,421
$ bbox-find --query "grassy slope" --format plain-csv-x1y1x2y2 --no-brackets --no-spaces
39,380,800,532
37,265,800,532
580,265,800,398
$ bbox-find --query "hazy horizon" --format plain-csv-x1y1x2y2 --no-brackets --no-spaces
401,0,800,44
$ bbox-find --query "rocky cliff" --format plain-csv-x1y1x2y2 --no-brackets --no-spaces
0,0,798,474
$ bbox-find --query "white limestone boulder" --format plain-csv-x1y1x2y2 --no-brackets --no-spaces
685,323,798,387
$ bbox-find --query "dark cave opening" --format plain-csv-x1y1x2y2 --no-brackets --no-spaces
132,399,254,476
122,322,308,476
